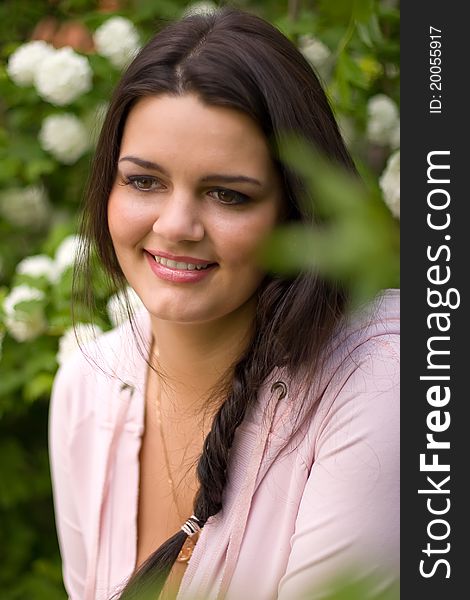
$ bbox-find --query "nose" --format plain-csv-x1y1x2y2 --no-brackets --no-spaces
152,190,205,243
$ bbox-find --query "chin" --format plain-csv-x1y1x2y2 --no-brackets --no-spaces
142,299,210,324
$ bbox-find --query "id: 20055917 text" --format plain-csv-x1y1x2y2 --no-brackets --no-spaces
429,26,443,114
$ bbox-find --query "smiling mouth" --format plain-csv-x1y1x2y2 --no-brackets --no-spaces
151,254,216,271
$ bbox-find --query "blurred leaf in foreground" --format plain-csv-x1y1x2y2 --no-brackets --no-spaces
314,570,400,600
259,134,400,306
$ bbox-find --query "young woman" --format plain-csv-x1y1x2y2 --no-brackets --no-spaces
49,7,399,600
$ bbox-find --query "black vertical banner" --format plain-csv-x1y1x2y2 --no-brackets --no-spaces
401,3,468,599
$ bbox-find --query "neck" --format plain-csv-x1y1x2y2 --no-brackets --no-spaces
149,297,256,414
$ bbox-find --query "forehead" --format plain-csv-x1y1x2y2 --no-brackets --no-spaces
120,93,273,175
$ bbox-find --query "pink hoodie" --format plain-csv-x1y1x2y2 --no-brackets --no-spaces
49,289,399,600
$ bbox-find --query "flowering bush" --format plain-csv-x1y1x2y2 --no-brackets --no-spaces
0,1,399,597
299,34,332,79
3,284,47,342
34,46,93,106
56,322,103,365
6,40,55,86
0,184,51,229
366,93,400,148
94,16,141,69
52,234,82,278
16,254,56,281
39,113,90,164
107,286,145,327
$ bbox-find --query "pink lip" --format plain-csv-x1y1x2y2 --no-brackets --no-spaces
145,251,218,283
145,249,216,266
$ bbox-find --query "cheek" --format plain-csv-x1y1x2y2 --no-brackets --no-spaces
214,207,279,269
107,190,148,246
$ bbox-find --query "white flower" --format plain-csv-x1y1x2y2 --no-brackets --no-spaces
3,285,45,312
107,287,145,327
53,234,82,280
183,1,218,17
379,150,400,219
16,255,56,282
7,40,55,87
366,94,400,147
94,17,141,69
39,113,89,164
34,47,92,105
299,35,332,76
0,185,50,229
3,285,47,342
57,323,103,365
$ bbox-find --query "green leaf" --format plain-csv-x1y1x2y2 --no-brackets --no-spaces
23,373,54,403
335,54,352,107
0,369,25,399
275,11,319,40
336,52,369,90
9,298,46,315
260,134,400,305
24,158,56,182
316,0,354,21
13,274,51,292
353,0,375,24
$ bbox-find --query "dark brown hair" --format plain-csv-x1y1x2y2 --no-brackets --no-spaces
76,6,355,597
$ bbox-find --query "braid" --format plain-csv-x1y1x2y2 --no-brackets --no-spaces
193,351,260,524
118,306,272,599
116,530,187,599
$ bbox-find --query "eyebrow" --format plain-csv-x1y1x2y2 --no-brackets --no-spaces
119,156,170,175
119,155,262,186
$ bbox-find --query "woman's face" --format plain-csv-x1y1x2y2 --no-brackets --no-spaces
108,93,284,325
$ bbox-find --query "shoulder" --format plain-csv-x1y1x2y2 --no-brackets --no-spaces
336,288,399,356
298,290,400,461
322,288,399,391
50,309,150,425
52,322,127,398
323,288,399,401
284,289,399,460
55,308,151,383
259,289,399,424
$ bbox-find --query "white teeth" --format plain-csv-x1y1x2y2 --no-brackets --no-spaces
154,255,210,270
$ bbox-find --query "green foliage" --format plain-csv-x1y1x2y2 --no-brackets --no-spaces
260,135,399,305
0,1,399,598
319,572,400,600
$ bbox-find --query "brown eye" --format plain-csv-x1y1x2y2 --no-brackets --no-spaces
210,188,250,205
127,175,162,192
